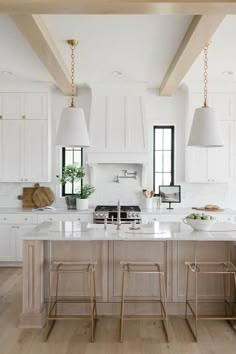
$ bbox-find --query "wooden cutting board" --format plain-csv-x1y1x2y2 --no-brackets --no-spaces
192,207,224,212
32,187,55,208
17,184,39,208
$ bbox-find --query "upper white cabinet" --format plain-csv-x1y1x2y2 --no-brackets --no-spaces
0,91,50,182
186,93,235,183
89,86,147,153
0,93,48,120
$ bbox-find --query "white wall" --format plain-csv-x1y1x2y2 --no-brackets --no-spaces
0,83,236,210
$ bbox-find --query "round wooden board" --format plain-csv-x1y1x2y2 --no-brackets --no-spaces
32,187,55,208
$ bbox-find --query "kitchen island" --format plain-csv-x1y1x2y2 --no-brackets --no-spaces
20,221,236,328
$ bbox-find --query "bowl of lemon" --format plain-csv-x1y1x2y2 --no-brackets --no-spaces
183,213,216,231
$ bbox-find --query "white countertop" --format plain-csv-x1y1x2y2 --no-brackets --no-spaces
0,207,94,214
0,207,236,215
22,221,236,241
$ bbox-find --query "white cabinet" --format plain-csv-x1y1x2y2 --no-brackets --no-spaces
1,93,24,120
2,120,23,182
0,225,16,261
37,213,93,224
2,119,49,182
0,93,48,120
186,93,235,183
24,120,49,182
0,91,50,182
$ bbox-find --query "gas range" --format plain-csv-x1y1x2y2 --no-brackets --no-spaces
93,205,141,224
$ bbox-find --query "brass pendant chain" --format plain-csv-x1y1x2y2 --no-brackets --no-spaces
67,39,78,108
70,44,75,107
203,45,208,107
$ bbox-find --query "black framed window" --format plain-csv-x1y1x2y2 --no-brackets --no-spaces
153,126,174,195
61,147,83,196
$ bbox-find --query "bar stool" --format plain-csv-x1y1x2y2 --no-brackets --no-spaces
44,261,97,342
120,261,169,342
185,260,236,341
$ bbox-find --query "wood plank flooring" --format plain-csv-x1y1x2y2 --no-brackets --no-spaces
0,267,236,354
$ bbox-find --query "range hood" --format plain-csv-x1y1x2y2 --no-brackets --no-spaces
87,84,148,164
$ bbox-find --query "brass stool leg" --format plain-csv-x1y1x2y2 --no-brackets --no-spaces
89,271,95,342
158,270,163,318
194,270,198,341
223,272,228,317
44,270,56,341
161,272,169,341
120,269,126,342
185,265,190,319
93,270,97,320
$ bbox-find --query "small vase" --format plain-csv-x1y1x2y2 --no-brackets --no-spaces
65,196,77,210
77,198,89,210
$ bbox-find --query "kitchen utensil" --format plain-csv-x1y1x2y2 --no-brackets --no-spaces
192,207,224,212
32,187,55,208
17,183,40,208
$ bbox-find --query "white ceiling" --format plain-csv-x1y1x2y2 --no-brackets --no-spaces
1,14,236,90
185,15,236,84
0,15,53,83
42,14,192,86
0,14,192,87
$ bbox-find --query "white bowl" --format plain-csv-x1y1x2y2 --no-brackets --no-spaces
183,218,217,231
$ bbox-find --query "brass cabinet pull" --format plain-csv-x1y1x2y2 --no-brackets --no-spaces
0,115,2,119
22,115,26,119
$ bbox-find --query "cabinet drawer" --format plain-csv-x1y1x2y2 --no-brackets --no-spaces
37,213,92,224
0,214,37,224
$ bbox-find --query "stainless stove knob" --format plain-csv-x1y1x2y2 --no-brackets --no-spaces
99,213,104,217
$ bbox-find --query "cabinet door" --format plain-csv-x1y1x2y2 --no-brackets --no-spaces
0,225,16,261
185,94,207,182
2,93,24,119
24,120,49,182
2,120,24,182
207,121,234,183
25,93,48,120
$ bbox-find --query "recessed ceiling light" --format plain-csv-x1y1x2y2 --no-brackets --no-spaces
222,70,234,76
112,70,122,76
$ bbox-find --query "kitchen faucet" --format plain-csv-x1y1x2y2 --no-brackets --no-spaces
116,200,122,230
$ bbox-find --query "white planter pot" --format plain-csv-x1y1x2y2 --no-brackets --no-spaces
77,198,89,210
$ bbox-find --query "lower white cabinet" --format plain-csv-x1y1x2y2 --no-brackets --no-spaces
0,224,36,262
0,225,16,261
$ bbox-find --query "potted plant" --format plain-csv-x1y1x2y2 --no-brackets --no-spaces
77,183,95,210
57,164,85,210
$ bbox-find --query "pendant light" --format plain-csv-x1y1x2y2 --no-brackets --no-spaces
56,39,90,147
188,45,224,147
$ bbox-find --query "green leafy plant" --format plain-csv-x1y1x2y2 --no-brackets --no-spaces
57,164,85,195
79,184,95,199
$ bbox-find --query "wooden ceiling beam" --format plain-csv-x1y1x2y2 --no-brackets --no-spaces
159,14,225,96
1,1,236,15
10,14,72,95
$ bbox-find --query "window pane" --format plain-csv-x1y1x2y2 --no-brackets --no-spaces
155,129,163,150
65,182,72,195
163,173,171,185
164,129,172,150
62,148,83,196
65,150,73,165
163,151,171,172
155,151,163,172
74,150,82,165
155,173,163,193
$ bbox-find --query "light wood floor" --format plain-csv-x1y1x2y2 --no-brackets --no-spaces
0,267,236,354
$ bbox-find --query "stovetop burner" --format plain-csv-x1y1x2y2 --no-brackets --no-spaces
95,205,141,212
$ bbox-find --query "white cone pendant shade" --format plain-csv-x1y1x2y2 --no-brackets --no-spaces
56,106,90,147
188,106,224,147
